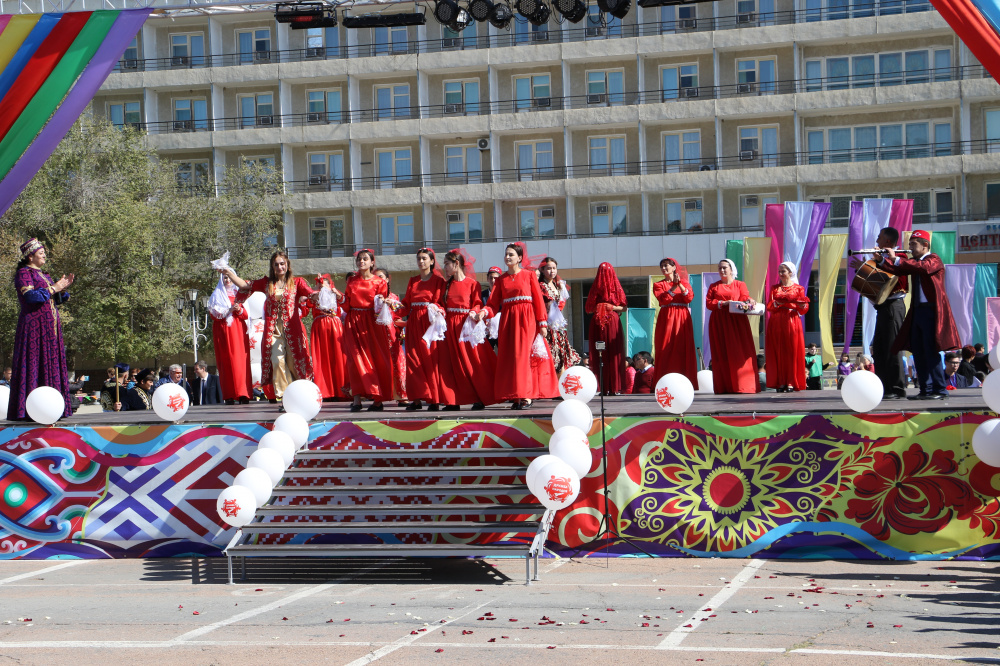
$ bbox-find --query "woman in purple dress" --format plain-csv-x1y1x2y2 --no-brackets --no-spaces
7,238,74,421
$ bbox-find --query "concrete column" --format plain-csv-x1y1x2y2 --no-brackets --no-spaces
713,47,720,90
349,138,362,186
276,22,290,55
793,109,801,155
352,208,365,248
348,76,361,115
208,17,223,57
637,119,647,164
792,41,799,82
283,211,297,251
422,203,433,245
419,135,431,186
210,83,225,128
637,54,645,100
561,59,571,101
563,126,572,172
281,142,295,185
641,192,650,232
494,199,504,239
279,80,292,121
140,23,156,63
417,70,429,109
566,196,576,236
143,88,158,126
213,148,226,197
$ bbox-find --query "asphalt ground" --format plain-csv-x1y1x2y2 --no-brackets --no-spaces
1,557,998,665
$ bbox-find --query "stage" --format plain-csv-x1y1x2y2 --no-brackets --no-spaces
2,389,999,563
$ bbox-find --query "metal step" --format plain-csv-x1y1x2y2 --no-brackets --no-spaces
227,543,531,557
270,483,530,496
282,466,527,478
256,504,543,517
297,447,547,460
243,520,538,534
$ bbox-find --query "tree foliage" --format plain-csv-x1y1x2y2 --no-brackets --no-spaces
0,119,286,369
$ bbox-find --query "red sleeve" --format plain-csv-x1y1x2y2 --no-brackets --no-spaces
529,273,547,325
706,283,722,311
343,277,355,308
470,280,484,313
736,281,750,301
792,285,810,314
766,286,781,313
881,254,944,278
653,279,673,306
296,277,315,297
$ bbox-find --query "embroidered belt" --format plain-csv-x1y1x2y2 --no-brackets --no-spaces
663,304,688,308
503,295,533,304
410,301,433,308
447,307,470,313
351,307,369,311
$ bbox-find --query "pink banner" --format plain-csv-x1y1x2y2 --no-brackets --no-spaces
987,297,1000,351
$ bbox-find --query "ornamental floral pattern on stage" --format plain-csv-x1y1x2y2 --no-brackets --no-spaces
1,413,999,560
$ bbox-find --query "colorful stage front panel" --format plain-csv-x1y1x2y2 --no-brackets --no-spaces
1,413,999,560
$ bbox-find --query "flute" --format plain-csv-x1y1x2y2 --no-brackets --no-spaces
847,248,911,256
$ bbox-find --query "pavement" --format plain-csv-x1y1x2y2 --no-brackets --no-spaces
1,556,998,665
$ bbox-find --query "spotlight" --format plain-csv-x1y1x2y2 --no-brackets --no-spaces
488,2,513,28
528,2,550,24
516,0,540,16
435,0,461,24
468,0,494,21
447,8,472,30
554,0,587,21
597,0,630,18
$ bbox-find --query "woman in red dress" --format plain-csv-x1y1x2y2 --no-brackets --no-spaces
485,243,558,409
705,259,759,394
586,262,627,395
309,273,349,401
375,268,407,405
439,249,496,410
539,257,580,376
652,258,698,389
225,250,315,402
343,250,393,412
765,261,810,392
400,248,447,411
210,274,253,404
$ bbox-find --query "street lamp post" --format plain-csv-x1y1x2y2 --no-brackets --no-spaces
176,289,209,363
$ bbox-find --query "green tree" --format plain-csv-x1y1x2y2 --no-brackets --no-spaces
0,119,286,369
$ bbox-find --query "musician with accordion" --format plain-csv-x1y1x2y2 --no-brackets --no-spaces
875,229,961,400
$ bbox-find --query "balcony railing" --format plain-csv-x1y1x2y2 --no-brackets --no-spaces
113,0,937,73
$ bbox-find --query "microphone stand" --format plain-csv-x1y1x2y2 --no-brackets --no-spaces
583,340,652,557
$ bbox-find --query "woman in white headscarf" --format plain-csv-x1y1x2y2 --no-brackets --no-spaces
705,258,759,394
765,261,811,392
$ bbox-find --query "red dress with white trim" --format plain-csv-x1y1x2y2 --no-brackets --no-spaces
210,295,253,402
400,274,447,404
309,301,349,400
438,276,497,406
343,275,393,401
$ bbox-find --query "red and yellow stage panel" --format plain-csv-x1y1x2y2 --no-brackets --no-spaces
1,412,998,560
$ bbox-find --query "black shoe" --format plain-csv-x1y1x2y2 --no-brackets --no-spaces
349,404,363,412
882,394,897,400
907,394,928,400
471,402,485,411
925,393,945,400
511,401,523,410
368,403,384,412
239,397,250,405
442,405,460,411
225,399,236,406
269,399,278,404
427,403,440,412
405,401,423,411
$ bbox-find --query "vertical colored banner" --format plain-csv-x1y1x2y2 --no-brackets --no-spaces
765,203,784,295
819,234,848,365
798,202,832,294
987,297,1000,351
624,308,655,357
782,201,814,271
744,237,771,353
932,231,956,265
975,264,998,346
701,272,721,367
726,239,744,279
690,273,703,366
945,264,976,345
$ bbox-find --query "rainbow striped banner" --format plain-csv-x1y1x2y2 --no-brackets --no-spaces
0,10,149,218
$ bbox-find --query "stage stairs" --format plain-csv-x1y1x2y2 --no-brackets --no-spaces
225,441,554,584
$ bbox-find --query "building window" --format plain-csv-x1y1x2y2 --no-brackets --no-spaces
244,155,276,169
588,136,626,175
586,70,625,105
443,80,480,115
170,33,205,68
514,74,551,111
172,98,209,131
986,109,1000,152
518,205,556,238
305,26,339,58
446,210,484,242
374,84,411,120
806,122,947,162
664,198,703,232
445,145,482,183
443,22,478,48
988,184,1000,219
737,0,776,22
740,194,778,228
237,28,271,63
516,140,554,181
109,101,141,128
662,130,701,172
306,89,343,123
586,5,621,36
515,17,549,43
310,217,344,249
120,37,140,69
660,5,697,32
736,57,777,93
816,190,954,226
373,25,408,54
738,125,779,164
804,49,950,91
591,202,627,236
175,160,211,189
375,148,413,188
661,64,699,100
238,93,274,128
379,213,415,253
308,152,345,189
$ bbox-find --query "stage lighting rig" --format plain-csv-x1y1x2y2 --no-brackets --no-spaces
342,12,427,28
275,1,337,29
488,2,513,29
468,0,494,22
553,0,587,22
516,0,551,25
434,0,461,24
597,0,631,19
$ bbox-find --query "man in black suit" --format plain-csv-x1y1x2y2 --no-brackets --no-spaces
192,360,223,406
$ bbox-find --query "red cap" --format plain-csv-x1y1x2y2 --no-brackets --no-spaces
488,266,502,274
911,230,931,243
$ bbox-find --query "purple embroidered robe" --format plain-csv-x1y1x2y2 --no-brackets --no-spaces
7,267,71,420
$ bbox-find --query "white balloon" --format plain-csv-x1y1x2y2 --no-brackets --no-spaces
526,454,560,493
244,292,266,320
247,448,285,485
982,371,1000,414
557,366,598,403
233,467,273,508
990,346,1000,374
841,370,883,413
552,399,593,433
654,373,695,414
549,426,593,477
216,485,257,527
282,379,322,420
0,385,9,416
25,386,65,425
250,362,262,385
696,370,714,394
258,430,296,468
274,412,311,450
972,418,1000,467
531,458,581,511
152,382,190,421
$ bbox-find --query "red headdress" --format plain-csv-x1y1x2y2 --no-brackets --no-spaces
418,247,444,279
449,247,476,280
586,262,627,314
315,273,332,287
664,257,689,283
355,248,376,265
508,241,546,271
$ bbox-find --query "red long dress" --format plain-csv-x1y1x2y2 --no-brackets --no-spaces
485,270,559,401
343,275,393,401
309,301,349,400
211,295,253,402
651,278,699,389
765,283,810,391
239,277,314,388
400,274,447,404
387,292,407,401
706,280,760,394
587,307,626,395
438,276,497,406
